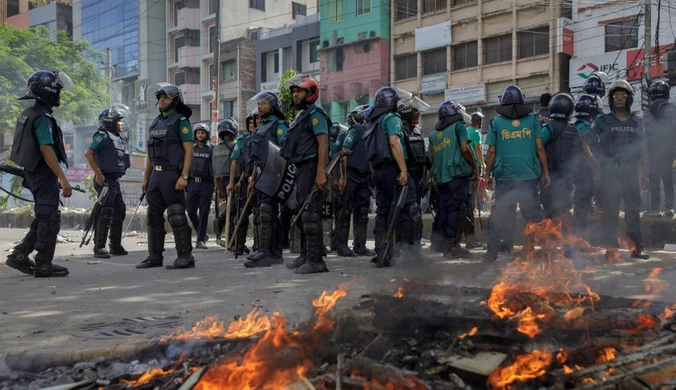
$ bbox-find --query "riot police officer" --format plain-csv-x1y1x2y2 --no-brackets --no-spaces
136,82,195,269
644,80,676,216
572,95,601,234
398,99,428,203
213,118,238,247
585,79,650,259
483,85,550,264
428,101,479,259
462,112,485,249
363,87,424,267
280,74,331,274
338,105,375,257
85,104,131,258
6,70,74,277
244,92,288,268
330,122,353,256
186,123,214,249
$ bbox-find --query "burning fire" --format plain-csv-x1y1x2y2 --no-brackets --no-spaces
487,350,552,389
394,287,405,298
160,308,272,342
633,268,669,309
120,367,177,386
596,347,617,363
457,326,478,340
516,307,546,339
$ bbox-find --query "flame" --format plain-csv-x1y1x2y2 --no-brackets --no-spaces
194,287,348,390
516,307,546,338
633,268,669,309
556,349,567,364
563,365,574,374
394,287,405,298
563,307,585,321
160,309,272,342
581,377,596,384
458,326,478,339
121,366,178,386
596,347,617,363
487,350,552,389
604,248,623,263
659,303,676,320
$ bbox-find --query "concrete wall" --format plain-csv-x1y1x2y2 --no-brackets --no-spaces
221,0,314,40
218,37,257,123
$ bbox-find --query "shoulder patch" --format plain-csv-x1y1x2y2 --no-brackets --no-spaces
512,119,520,127
182,127,190,134
346,134,354,143
94,134,104,143
277,128,284,135
437,131,443,139
312,117,319,126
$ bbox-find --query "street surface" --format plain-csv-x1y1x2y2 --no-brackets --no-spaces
1,227,675,374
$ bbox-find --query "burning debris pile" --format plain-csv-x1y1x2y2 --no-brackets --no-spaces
3,220,676,389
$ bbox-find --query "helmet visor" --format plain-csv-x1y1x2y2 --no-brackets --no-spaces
247,91,278,113
147,82,181,100
395,88,431,113
55,71,75,90
109,103,130,118
284,74,311,91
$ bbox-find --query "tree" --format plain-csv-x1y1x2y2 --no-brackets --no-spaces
0,25,109,132
278,69,299,124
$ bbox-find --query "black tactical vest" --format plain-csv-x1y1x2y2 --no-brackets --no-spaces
213,140,234,178
280,107,332,164
544,120,581,174
405,126,426,167
147,114,186,168
11,104,68,172
250,116,284,166
95,130,130,177
190,144,213,179
598,113,642,164
240,135,253,177
363,113,394,167
346,124,370,172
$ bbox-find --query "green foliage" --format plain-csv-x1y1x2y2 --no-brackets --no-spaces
82,173,98,202
278,69,299,124
0,25,109,133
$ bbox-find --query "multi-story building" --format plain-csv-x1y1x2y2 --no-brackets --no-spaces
3,0,72,36
255,13,321,97
219,36,256,122
568,0,675,112
391,0,570,130
319,0,390,122
222,0,314,40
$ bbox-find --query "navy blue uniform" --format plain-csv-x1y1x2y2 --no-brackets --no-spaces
187,143,214,244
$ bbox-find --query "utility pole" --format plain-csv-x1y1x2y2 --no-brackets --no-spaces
642,0,651,109
106,47,114,105
211,0,221,137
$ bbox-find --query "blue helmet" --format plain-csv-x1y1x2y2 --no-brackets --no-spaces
347,104,368,126
438,100,461,120
574,94,600,118
217,118,238,138
98,104,129,131
329,123,342,143
649,80,670,101
249,91,283,118
549,93,575,119
19,70,74,106
374,87,399,110
499,85,525,105
583,74,606,97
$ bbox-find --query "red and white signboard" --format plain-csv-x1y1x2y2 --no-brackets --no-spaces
625,44,674,82
557,18,574,56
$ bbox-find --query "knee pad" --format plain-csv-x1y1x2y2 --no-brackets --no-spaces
408,203,422,226
167,204,187,227
302,211,322,236
259,203,274,224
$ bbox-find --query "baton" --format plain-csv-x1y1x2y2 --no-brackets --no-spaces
233,191,241,259
123,192,145,239
229,190,254,249
377,184,407,268
224,192,233,253
214,186,221,241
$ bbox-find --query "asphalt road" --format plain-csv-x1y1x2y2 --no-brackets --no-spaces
1,227,675,375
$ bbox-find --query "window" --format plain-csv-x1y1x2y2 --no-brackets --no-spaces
484,34,512,65
328,0,343,22
452,41,478,70
423,48,447,75
357,0,371,15
173,35,185,63
452,0,476,6
222,60,236,81
172,1,180,27
209,0,218,15
336,47,344,71
423,0,445,13
223,100,234,118
518,26,549,59
292,2,307,18
274,52,280,73
396,0,417,21
208,25,216,53
174,71,185,86
250,0,265,11
309,39,320,63
395,54,417,81
605,19,638,52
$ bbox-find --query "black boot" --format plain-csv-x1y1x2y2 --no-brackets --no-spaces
371,228,392,268
6,220,39,275
335,209,355,257
631,245,650,259
296,212,328,274
166,204,195,269
94,207,113,259
397,221,432,266
137,223,165,268
286,233,307,269
108,219,128,256
244,204,279,267
353,207,375,256
247,206,260,260
33,211,69,278
444,237,471,259
215,215,226,247
464,235,482,249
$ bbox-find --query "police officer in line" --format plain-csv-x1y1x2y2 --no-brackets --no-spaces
338,105,375,257
137,82,195,270
364,87,425,267
6,71,74,278
330,122,354,256
572,94,602,233
462,112,485,249
535,93,552,126
281,74,332,274
186,123,214,249
540,93,597,223
85,104,131,259
428,101,480,259
398,99,427,204
585,79,650,259
227,111,257,255
213,118,238,248
644,80,676,217
483,85,550,264
244,92,288,268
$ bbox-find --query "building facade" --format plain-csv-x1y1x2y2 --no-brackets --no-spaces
218,37,256,123
222,0,314,40
391,0,570,130
319,0,391,122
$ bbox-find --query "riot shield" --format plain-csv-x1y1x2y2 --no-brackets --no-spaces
254,141,296,202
